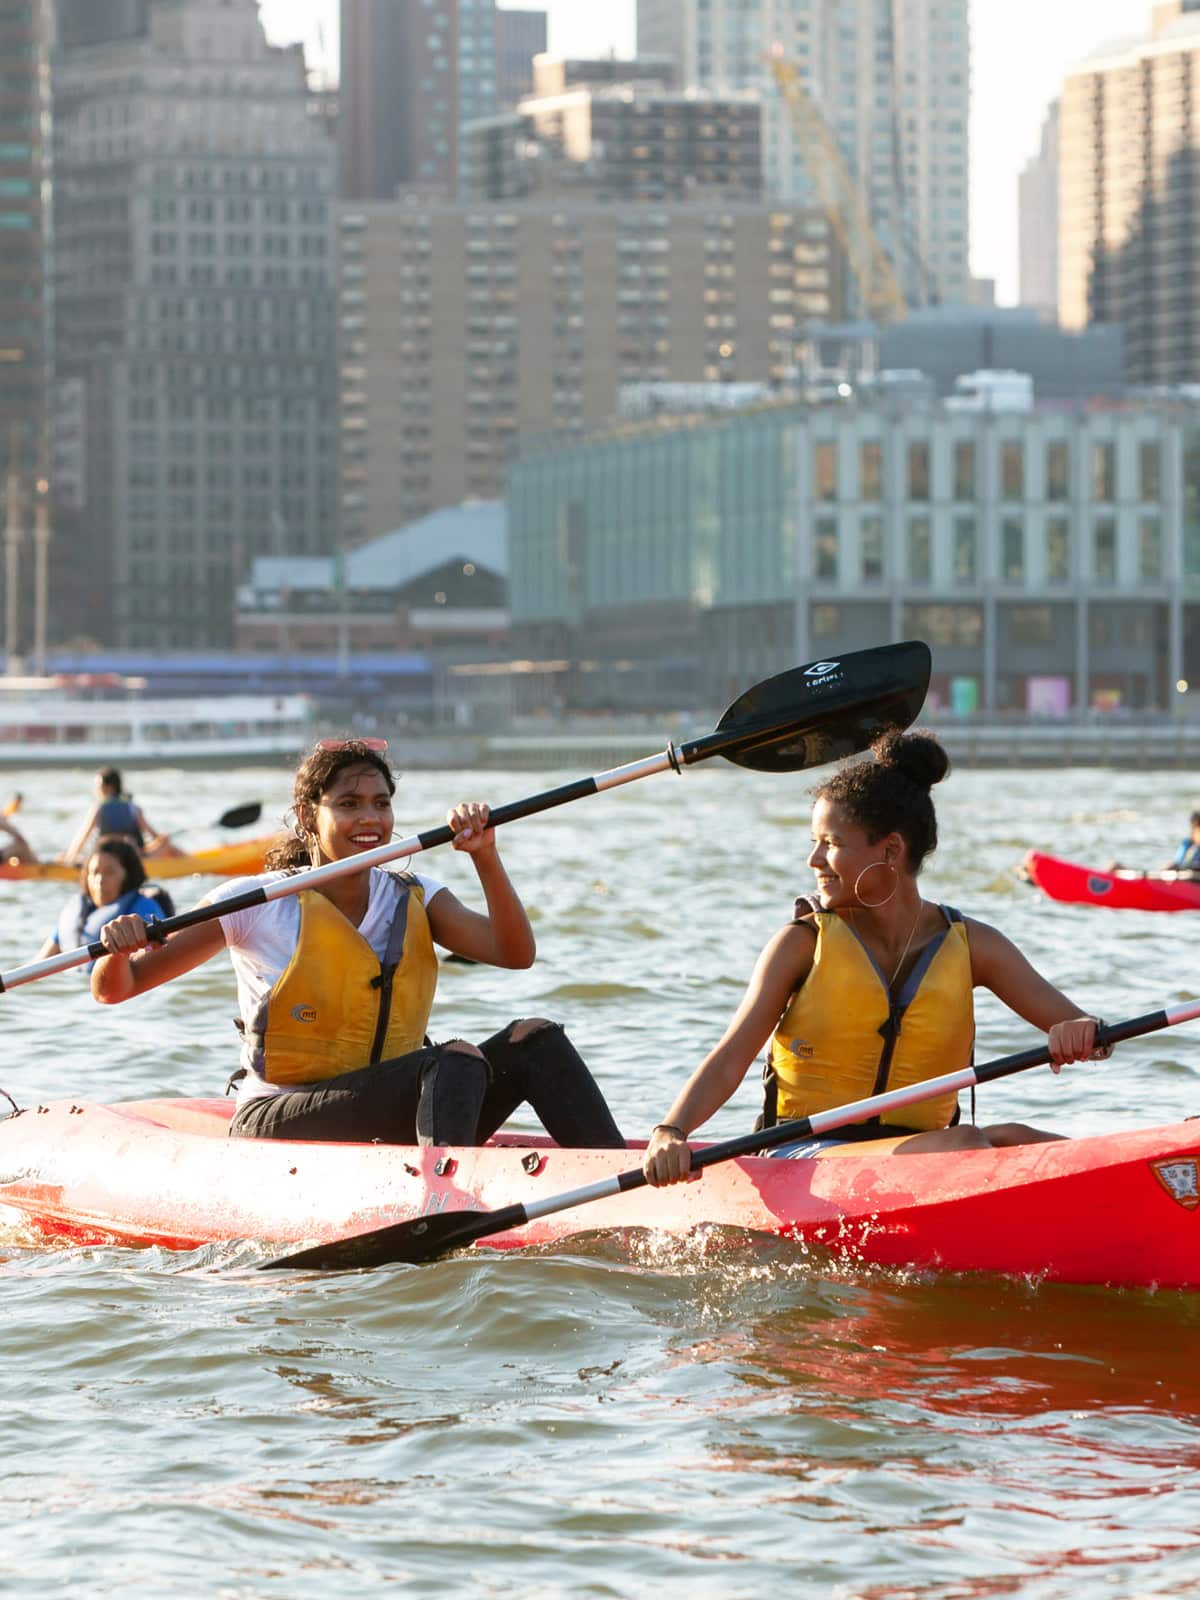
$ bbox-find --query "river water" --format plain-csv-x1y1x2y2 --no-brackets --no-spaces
0,758,1198,1598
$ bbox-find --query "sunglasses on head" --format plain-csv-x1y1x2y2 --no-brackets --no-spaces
316,737,389,753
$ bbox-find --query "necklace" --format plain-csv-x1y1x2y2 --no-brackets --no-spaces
889,901,923,986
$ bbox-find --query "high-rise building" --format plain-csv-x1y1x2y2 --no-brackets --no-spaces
337,198,843,541
1019,100,1059,319
52,0,338,650
56,0,149,48
461,83,762,203
0,0,49,488
495,8,546,108
635,0,970,308
532,53,676,96
339,0,497,198
1060,1,1200,383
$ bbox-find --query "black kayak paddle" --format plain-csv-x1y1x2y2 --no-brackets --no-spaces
0,640,930,993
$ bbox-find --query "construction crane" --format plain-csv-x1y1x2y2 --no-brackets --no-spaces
765,49,909,325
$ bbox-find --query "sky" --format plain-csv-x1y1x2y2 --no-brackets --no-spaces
259,0,1160,305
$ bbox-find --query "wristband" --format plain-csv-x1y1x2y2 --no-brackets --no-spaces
653,1123,686,1139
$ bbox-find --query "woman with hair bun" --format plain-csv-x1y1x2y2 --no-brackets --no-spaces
644,729,1106,1185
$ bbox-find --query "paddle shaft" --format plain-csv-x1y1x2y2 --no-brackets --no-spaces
0,751,680,991
432,1004,1200,1239
260,998,1200,1269
0,647,927,993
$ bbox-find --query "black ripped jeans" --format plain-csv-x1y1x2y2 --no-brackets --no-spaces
228,1020,626,1149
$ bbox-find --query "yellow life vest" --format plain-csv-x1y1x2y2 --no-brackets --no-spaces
244,876,438,1086
767,907,974,1131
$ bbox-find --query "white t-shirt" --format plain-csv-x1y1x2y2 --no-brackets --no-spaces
202,866,446,1105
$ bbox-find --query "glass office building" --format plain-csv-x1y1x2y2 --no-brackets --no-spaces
510,393,1198,713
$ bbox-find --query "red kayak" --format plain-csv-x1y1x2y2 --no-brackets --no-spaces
1022,850,1200,912
1,1096,1198,1288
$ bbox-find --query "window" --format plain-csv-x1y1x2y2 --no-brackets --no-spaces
815,515,838,579
812,603,840,640
1139,514,1162,580
953,441,975,499
1093,516,1116,583
1010,605,1054,646
859,439,882,501
1046,441,1069,501
908,441,930,501
1001,441,1024,501
900,603,983,649
1092,441,1116,502
1046,516,1070,582
860,514,884,582
814,441,837,502
1001,517,1025,582
1139,441,1162,503
953,515,976,583
907,515,931,583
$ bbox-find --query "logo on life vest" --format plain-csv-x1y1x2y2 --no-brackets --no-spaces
290,1004,318,1024
1150,1157,1200,1211
804,661,840,680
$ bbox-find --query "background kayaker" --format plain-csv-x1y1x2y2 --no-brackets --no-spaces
0,810,36,866
643,730,1108,1186
1166,811,1200,875
61,766,182,864
91,738,625,1151
38,835,175,965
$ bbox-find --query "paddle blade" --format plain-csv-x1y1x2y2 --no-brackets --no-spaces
709,640,931,773
259,1208,494,1271
215,802,262,830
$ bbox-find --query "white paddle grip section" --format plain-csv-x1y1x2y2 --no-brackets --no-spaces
593,751,677,791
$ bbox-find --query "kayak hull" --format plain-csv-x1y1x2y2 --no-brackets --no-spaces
0,835,280,883
1,1097,1198,1288
1022,849,1200,912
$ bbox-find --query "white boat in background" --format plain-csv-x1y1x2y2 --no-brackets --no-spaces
0,675,313,764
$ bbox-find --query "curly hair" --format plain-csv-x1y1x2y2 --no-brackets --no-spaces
813,729,950,873
266,740,396,871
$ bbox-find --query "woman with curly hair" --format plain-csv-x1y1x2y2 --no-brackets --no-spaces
643,730,1105,1185
91,738,623,1150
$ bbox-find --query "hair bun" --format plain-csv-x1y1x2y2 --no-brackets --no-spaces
871,729,949,791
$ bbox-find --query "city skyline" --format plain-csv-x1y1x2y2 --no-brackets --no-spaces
259,0,1161,306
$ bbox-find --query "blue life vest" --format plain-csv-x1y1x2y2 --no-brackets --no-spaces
96,797,143,848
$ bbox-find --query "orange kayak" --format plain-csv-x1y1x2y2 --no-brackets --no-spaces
0,834,281,883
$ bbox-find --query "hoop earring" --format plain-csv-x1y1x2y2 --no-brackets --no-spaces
854,859,898,908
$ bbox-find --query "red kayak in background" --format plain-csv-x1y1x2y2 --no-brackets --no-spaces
1,1095,1199,1288
1021,850,1200,912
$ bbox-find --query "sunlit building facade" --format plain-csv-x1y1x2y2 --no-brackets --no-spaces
635,0,970,307
339,198,842,541
53,0,337,649
1060,2,1200,382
